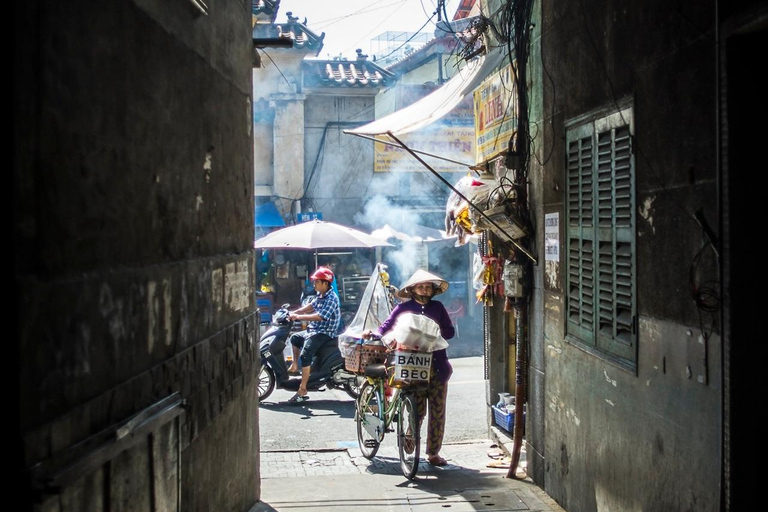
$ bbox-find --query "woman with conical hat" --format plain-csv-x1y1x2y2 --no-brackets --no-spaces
363,269,455,466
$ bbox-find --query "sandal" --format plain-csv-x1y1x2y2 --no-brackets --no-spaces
427,455,448,466
287,393,309,404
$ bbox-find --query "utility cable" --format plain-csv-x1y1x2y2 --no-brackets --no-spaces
260,49,292,89
370,12,437,63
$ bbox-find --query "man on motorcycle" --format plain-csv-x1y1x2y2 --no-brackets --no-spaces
285,267,341,403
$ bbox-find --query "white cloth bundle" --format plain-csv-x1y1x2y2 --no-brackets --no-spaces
381,313,449,353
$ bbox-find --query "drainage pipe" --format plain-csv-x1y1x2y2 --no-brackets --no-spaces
506,301,527,479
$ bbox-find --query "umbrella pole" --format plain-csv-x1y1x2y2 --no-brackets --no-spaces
314,250,318,269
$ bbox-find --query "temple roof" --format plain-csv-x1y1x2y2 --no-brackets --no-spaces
303,50,396,88
252,0,280,24
252,10,325,54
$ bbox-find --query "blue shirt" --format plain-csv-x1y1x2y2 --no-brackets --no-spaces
308,289,341,337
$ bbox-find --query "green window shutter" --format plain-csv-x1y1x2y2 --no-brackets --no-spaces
565,105,636,371
595,124,636,363
566,135,596,345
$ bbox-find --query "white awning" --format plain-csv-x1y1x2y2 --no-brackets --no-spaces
343,47,536,265
345,48,506,137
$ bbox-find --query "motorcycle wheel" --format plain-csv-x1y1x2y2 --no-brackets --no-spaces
343,375,364,399
258,365,276,401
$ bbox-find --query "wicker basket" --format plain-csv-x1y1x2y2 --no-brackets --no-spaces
344,344,387,373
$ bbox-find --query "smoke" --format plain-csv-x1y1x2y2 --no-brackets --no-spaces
353,193,423,233
387,242,429,284
353,189,421,284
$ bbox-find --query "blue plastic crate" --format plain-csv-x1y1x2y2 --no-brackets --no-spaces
256,297,273,324
492,405,524,433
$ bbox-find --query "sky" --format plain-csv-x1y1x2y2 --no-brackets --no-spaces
277,0,461,60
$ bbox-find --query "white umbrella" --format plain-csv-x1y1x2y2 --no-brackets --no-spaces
254,220,393,267
254,220,392,249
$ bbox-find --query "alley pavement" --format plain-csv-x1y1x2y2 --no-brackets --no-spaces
251,439,566,512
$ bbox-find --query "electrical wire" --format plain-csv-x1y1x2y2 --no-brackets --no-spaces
374,12,437,63
339,1,412,56
690,240,720,314
530,29,557,168
260,49,292,89
309,0,410,30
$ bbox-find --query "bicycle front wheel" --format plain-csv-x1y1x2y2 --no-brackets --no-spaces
344,374,365,399
397,393,420,479
258,365,276,401
356,382,384,459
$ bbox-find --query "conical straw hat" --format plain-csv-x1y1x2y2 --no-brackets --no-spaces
396,269,449,300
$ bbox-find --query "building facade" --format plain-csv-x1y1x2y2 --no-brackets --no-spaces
478,0,762,510
14,1,259,510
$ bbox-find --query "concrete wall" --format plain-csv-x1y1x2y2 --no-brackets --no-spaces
14,1,258,510
532,0,722,510
303,92,379,224
253,51,309,213
524,0,547,487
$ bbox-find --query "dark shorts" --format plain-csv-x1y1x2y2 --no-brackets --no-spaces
289,331,335,368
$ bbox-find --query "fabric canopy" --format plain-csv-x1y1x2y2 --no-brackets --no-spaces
254,202,285,227
345,48,506,137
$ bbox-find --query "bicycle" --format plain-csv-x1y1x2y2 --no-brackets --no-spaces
355,350,432,480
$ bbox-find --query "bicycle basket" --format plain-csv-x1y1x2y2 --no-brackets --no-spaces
344,343,387,374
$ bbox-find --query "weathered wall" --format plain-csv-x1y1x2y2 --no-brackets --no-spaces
303,92,378,223
525,0,547,487
534,0,722,510
253,50,308,210
14,1,258,510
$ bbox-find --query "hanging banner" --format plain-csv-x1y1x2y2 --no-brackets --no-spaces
473,63,517,163
374,125,475,173
374,86,475,173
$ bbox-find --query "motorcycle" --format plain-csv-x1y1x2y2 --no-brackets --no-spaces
257,304,362,401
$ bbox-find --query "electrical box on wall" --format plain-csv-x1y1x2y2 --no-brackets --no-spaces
503,261,524,298
478,205,528,242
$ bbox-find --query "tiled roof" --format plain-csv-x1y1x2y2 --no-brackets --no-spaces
452,0,477,20
252,0,280,24
303,50,396,88
252,11,325,53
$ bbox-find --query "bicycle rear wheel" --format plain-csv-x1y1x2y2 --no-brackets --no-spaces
356,382,384,459
397,393,420,479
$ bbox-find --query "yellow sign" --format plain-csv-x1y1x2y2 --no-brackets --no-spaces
374,125,476,173
473,63,517,163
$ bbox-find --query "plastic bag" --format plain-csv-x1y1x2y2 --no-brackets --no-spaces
445,174,499,245
451,175,498,210
338,264,393,356
472,252,485,290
